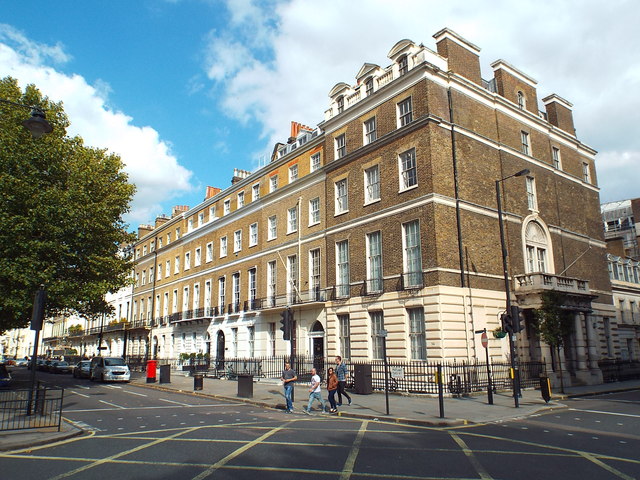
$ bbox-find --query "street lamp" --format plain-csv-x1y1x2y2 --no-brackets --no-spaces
496,168,529,408
0,98,53,138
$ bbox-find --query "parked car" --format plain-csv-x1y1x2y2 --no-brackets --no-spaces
40,359,54,372
14,358,29,367
0,364,10,387
51,360,71,374
73,360,91,379
90,357,130,382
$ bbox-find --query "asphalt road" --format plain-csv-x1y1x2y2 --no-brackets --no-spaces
1,372,638,480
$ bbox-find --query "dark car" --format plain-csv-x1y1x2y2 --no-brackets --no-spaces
51,361,71,374
39,359,54,372
73,360,91,378
0,364,10,387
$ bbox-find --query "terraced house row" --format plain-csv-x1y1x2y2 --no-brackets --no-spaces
123,28,614,387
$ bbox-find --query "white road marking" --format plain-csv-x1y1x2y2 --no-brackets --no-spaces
99,400,125,409
69,390,90,398
569,408,640,419
65,403,228,413
121,390,147,397
74,385,91,390
158,398,192,406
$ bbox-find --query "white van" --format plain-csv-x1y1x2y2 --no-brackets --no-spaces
90,356,130,382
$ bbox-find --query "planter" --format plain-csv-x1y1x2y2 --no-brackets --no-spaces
493,330,507,339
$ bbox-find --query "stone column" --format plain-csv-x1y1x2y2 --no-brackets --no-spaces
573,312,588,371
584,313,600,370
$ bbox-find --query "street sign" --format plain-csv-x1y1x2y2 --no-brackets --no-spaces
377,329,388,337
390,366,405,379
481,332,488,349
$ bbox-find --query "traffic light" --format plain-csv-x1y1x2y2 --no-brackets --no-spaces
510,305,523,333
501,312,513,334
280,308,292,340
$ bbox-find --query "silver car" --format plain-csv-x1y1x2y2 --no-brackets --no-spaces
90,357,130,382
73,360,91,378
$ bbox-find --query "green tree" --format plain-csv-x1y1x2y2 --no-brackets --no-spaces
532,290,574,392
0,77,136,332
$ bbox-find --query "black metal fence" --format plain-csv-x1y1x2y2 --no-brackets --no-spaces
599,359,640,383
0,386,64,432
127,354,544,394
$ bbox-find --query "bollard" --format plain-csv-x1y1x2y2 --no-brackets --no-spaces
194,372,204,391
159,364,171,384
146,360,157,383
437,364,445,418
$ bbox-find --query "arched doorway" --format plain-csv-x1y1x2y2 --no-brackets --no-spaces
215,330,225,372
309,321,325,374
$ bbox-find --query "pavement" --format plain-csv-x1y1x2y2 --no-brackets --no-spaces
1,366,639,452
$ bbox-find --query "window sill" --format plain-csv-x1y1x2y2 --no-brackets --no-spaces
398,185,418,194
364,198,381,207
334,210,349,217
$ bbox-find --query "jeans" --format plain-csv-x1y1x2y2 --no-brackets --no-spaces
284,384,294,411
337,380,351,404
328,389,337,409
306,391,326,412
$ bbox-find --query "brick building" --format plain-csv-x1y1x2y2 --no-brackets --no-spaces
127,28,613,387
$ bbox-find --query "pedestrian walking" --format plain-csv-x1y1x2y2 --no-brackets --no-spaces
281,362,297,413
335,356,352,406
304,367,326,414
326,367,339,413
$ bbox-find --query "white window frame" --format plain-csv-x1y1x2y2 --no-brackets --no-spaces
194,247,201,267
398,97,413,127
365,165,380,204
517,91,526,110
223,199,231,215
165,260,170,278
403,220,423,288
287,206,298,234
552,147,561,169
287,254,298,304
309,248,321,300
218,277,226,310
206,242,213,263
339,314,351,359
310,152,321,172
399,148,417,191
198,212,204,227
269,175,278,193
220,236,227,257
364,117,377,145
336,240,350,298
252,183,260,201
371,311,384,359
289,164,298,183
335,134,346,159
234,230,242,253
335,178,348,214
174,256,180,274
526,176,538,211
249,222,258,247
267,261,276,307
184,252,191,271
366,231,383,293
309,197,320,225
521,131,530,155
582,162,591,183
268,215,277,240
237,191,245,208
408,307,427,360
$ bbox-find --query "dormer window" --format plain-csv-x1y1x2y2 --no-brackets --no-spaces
398,55,408,76
337,96,344,114
517,91,526,110
365,77,374,96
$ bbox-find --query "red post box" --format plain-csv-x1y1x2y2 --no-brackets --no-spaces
146,359,157,383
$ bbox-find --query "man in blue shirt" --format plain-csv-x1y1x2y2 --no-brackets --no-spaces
281,362,297,413
335,356,352,406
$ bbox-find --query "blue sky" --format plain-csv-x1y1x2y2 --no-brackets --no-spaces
2,0,639,228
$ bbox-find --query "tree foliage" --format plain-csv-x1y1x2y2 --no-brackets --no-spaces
0,77,136,332
532,290,574,348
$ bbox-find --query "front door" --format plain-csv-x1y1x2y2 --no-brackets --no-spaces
312,336,324,374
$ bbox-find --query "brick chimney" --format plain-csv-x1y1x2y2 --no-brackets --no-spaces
491,60,539,115
171,205,189,218
433,28,482,86
542,94,576,136
205,186,221,199
137,224,154,239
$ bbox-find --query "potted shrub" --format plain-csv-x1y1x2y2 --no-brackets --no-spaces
493,326,507,339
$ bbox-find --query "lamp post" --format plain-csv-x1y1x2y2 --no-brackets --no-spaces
496,168,529,408
0,98,53,138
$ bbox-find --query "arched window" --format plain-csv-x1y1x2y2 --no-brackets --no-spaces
517,91,526,110
525,221,548,273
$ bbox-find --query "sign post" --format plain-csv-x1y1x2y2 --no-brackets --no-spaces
378,329,390,415
476,328,493,405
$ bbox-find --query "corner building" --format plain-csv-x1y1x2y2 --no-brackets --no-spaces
131,28,612,387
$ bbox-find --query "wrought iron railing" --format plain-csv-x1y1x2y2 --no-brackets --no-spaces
0,386,64,432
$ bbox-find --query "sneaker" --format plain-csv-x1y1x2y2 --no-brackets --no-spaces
337,403,342,406
348,399,352,406
302,408,310,415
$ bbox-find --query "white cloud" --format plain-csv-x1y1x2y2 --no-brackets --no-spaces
203,0,640,202
0,26,195,226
